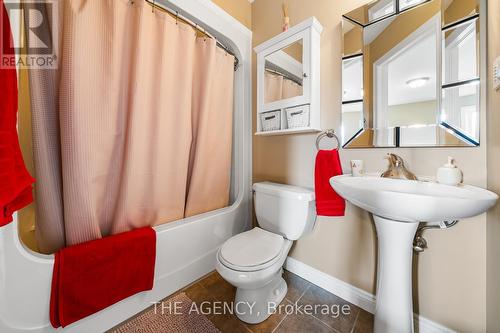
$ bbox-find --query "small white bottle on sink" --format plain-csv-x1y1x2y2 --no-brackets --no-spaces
436,156,463,186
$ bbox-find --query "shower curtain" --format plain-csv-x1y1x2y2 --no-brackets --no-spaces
264,72,283,103
282,77,302,99
25,0,235,254
264,71,302,103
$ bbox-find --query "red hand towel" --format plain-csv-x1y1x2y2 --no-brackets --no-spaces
0,0,35,227
50,227,157,328
315,149,345,216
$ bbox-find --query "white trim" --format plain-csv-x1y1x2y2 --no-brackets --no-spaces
266,50,303,79
284,257,457,333
254,127,321,136
254,17,322,54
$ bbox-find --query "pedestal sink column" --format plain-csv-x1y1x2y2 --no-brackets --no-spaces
373,215,419,333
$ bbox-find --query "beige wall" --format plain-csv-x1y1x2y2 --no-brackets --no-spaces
486,0,500,331
212,0,252,29
387,100,437,127
252,0,489,331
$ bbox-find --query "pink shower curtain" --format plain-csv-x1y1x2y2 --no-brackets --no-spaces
282,78,303,99
264,72,302,103
264,72,283,103
26,0,234,254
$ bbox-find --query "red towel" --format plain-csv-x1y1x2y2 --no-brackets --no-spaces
50,227,157,328
315,149,345,216
0,0,35,227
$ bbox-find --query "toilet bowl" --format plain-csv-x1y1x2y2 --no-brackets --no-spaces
216,182,316,324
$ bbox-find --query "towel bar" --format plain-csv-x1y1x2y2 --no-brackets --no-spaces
316,129,340,151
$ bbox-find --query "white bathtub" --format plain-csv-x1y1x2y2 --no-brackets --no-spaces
0,1,252,332
0,202,251,333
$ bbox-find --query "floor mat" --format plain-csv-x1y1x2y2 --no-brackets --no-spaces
110,292,220,333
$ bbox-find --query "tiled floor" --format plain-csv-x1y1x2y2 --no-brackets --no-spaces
179,270,374,333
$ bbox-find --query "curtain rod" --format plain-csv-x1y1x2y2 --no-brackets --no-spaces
143,0,240,71
265,68,303,86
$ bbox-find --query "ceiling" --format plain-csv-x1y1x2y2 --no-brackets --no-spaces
386,30,437,106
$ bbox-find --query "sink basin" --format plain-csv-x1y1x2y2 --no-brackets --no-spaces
330,175,498,223
330,175,498,333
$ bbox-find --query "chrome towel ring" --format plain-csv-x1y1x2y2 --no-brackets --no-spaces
316,129,340,151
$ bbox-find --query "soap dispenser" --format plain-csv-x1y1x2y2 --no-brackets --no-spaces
436,157,463,186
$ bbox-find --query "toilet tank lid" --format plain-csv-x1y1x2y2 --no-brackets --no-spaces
253,182,315,201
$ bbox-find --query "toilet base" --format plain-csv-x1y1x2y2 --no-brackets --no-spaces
234,269,287,324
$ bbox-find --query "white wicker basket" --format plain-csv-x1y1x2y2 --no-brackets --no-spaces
260,110,281,131
286,105,310,129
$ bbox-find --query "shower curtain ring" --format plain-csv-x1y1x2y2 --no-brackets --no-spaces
152,0,155,13
176,11,179,24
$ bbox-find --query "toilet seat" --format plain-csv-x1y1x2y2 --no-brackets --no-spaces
218,228,288,272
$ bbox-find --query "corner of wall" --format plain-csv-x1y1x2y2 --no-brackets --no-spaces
486,0,500,330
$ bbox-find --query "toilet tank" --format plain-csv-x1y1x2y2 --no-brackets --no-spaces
253,182,317,240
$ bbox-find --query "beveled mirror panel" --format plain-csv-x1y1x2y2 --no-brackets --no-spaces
344,0,397,26
342,0,482,148
264,40,304,104
442,0,480,26
343,20,363,57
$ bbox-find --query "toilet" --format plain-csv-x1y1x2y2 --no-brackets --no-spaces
216,182,317,324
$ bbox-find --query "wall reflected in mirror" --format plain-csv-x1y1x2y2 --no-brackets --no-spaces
341,0,482,148
442,0,479,26
442,19,479,85
342,102,364,144
400,0,429,11
343,0,396,26
343,20,363,57
264,40,304,104
441,82,480,144
343,0,432,26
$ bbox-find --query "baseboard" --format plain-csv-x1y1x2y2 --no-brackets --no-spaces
284,257,456,333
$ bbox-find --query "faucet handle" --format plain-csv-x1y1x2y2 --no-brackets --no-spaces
384,153,397,166
387,153,405,166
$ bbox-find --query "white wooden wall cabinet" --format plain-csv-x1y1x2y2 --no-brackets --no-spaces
254,17,323,136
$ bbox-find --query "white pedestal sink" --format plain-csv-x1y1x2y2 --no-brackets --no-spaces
330,175,498,333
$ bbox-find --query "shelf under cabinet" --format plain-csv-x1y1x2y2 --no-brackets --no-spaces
254,127,321,136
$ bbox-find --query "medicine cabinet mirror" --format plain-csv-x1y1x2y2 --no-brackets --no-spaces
255,17,323,136
341,0,483,148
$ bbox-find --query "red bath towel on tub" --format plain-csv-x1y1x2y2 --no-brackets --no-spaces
0,0,35,227
315,149,345,216
50,227,156,328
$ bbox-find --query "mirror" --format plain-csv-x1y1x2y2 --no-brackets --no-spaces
342,56,364,143
442,0,479,26
344,0,397,26
264,40,304,104
343,19,363,57
342,0,482,148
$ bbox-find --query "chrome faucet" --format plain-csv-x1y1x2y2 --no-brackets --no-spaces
381,153,417,180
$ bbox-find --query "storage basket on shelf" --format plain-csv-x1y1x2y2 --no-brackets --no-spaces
260,110,281,131
286,105,310,129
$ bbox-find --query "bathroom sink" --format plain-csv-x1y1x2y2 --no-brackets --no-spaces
330,175,498,223
330,174,498,333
